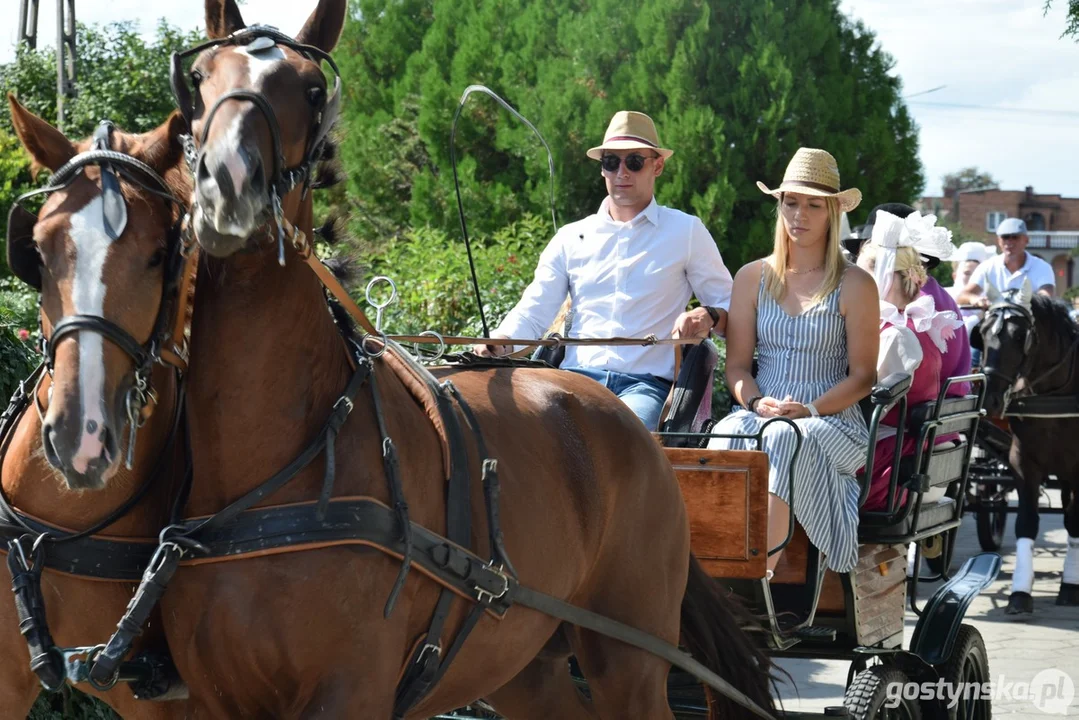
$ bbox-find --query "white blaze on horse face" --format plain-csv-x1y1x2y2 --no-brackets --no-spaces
67,196,112,474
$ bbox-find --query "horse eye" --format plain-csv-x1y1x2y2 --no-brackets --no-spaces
148,249,166,268
307,87,325,107
190,70,203,88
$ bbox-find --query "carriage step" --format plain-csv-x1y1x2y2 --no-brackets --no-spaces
794,625,837,642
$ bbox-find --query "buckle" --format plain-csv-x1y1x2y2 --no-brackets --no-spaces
333,396,355,416
475,563,510,605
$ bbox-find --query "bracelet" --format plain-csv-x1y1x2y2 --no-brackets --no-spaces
703,305,721,326
805,402,820,417
747,396,763,413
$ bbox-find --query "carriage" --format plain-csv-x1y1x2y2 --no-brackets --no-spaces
436,338,1000,719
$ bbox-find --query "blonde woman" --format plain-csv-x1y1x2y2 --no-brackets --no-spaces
708,149,879,575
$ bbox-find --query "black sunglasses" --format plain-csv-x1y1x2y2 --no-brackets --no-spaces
601,153,657,173
1000,234,1022,240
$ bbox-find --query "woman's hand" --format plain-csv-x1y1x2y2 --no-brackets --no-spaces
776,398,811,419
754,397,786,417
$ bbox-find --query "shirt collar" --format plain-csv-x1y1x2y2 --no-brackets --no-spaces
597,196,660,228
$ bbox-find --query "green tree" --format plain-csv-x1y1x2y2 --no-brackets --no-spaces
334,0,924,274
0,21,203,138
941,167,999,197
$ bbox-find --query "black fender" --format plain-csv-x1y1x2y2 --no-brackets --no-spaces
910,552,1001,665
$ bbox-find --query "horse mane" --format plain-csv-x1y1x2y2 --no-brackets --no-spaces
1030,293,1079,345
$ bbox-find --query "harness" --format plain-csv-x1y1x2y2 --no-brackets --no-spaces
0,124,194,696
981,299,1079,418
0,27,775,720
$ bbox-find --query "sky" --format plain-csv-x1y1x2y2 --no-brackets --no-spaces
4,0,1079,198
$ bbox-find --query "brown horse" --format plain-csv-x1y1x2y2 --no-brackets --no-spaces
0,98,193,717
120,1,773,717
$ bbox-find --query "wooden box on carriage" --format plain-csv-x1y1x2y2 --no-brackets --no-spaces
664,447,768,580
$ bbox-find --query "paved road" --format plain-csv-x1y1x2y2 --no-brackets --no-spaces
775,489,1079,718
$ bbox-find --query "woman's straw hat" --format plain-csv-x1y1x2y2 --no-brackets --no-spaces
587,111,674,160
756,148,862,213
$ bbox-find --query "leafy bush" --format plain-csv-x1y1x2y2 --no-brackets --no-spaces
364,213,552,338
28,690,118,720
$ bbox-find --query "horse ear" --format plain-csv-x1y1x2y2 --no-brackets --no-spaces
985,282,1001,305
7,93,76,175
295,0,347,52
138,111,187,175
1018,277,1033,310
205,0,246,39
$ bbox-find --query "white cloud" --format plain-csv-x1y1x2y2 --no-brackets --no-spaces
842,0,1079,198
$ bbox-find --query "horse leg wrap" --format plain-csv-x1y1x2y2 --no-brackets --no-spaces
1012,537,1035,594
1063,537,1079,585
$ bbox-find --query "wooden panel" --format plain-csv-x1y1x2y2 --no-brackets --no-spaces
770,524,809,585
817,570,845,613
851,543,907,647
667,448,768,580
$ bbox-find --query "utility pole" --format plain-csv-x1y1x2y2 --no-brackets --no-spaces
16,0,77,132
56,0,77,132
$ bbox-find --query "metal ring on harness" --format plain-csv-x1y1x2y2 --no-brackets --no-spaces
86,645,120,692
365,275,398,334
415,330,446,364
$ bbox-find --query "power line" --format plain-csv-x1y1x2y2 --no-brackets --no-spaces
903,85,947,99
908,101,1079,119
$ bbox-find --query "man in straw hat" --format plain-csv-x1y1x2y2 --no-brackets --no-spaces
473,110,734,431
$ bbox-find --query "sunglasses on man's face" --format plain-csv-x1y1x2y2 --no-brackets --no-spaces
601,153,657,173
1000,234,1022,241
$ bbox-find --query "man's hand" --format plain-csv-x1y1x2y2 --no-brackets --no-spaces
673,306,724,339
472,335,513,358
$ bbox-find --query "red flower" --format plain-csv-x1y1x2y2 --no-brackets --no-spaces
17,329,29,341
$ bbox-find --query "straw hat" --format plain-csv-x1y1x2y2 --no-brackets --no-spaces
756,148,862,213
587,111,674,160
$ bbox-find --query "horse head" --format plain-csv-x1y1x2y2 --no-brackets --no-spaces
176,0,345,259
6,95,188,489
976,278,1035,416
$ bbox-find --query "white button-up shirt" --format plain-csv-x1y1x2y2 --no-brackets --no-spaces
970,251,1055,294
494,197,734,381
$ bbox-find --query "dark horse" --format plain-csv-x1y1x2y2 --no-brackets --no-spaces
29,0,778,717
976,280,1079,614
0,98,193,716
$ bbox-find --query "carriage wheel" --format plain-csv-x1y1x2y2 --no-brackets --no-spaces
844,665,923,720
935,624,991,720
975,484,1006,552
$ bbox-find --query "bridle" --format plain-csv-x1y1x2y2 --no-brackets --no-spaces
981,298,1079,407
5,121,190,467
169,24,341,265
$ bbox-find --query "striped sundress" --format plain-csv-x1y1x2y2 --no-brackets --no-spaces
708,268,869,573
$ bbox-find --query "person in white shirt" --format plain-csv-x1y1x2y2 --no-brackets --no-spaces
472,110,734,430
946,241,995,366
956,218,1056,308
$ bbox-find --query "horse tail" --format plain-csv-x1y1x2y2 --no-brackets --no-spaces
679,553,779,720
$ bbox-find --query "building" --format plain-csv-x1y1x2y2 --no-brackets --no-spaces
917,186,1079,294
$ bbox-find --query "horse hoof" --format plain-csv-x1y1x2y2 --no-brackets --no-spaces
1006,592,1034,614
1056,583,1079,606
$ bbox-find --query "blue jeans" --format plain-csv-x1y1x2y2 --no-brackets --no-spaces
565,367,673,431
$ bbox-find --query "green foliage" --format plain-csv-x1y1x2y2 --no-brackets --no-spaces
941,167,999,196
28,690,118,720
335,0,924,273
0,128,34,266
0,21,204,138
0,277,39,404
367,213,550,336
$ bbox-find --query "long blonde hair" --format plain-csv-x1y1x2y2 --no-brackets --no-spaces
763,195,847,303
856,244,928,304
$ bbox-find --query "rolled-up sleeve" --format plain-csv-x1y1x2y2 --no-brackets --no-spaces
493,231,569,340
685,218,733,310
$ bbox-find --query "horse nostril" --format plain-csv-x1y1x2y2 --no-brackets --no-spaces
100,426,117,463
42,423,62,470
197,155,212,186
249,160,265,194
